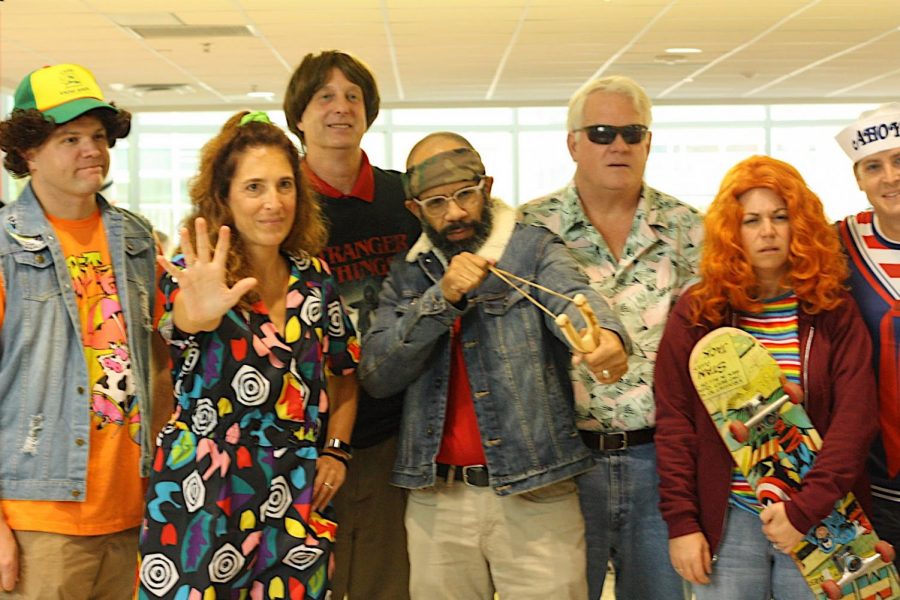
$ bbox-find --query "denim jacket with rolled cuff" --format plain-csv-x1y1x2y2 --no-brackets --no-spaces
359,201,631,495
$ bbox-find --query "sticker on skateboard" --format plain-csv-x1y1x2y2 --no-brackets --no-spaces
690,327,900,600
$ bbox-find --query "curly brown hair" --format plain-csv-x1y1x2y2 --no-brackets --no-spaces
186,111,327,308
0,106,131,177
283,50,380,145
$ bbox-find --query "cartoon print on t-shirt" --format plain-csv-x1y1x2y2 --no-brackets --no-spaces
66,249,139,442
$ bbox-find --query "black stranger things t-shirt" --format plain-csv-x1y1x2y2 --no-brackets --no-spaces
308,161,421,448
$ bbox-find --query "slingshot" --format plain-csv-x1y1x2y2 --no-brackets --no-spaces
487,266,603,354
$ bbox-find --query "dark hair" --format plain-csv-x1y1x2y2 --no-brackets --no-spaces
283,50,380,145
0,106,131,178
187,111,327,309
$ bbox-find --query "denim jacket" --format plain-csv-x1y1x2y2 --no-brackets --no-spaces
359,201,631,495
0,184,158,501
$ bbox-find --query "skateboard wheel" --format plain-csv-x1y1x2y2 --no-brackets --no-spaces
783,381,804,404
875,540,896,563
729,421,749,443
821,579,842,600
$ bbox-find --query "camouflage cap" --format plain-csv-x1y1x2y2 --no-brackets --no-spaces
402,147,486,199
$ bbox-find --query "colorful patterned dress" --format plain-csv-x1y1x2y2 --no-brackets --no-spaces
137,253,358,600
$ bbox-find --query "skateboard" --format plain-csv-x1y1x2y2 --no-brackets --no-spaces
689,326,900,600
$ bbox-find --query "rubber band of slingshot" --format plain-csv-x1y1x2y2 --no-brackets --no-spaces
488,265,600,353
487,266,558,319
488,266,575,303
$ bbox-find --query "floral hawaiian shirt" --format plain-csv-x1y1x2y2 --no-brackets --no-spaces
519,182,703,431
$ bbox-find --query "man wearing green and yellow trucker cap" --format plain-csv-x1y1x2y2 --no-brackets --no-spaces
12,63,120,124
0,63,170,598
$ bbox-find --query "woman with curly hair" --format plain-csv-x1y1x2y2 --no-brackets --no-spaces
654,155,878,599
136,111,358,599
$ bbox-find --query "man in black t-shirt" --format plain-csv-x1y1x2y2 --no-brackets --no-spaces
284,50,420,600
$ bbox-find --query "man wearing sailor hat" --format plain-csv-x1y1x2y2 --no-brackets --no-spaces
836,102,900,566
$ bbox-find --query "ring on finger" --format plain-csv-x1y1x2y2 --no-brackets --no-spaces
323,482,334,489
601,369,611,379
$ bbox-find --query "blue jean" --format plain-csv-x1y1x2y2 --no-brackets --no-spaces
577,442,685,600
871,495,900,569
694,507,814,600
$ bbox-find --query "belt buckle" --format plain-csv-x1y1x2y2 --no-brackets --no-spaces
600,431,627,451
461,465,484,486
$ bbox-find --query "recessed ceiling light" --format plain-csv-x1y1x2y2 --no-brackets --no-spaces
247,91,275,99
666,47,702,54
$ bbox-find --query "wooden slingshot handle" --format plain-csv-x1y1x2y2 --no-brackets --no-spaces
555,293,602,354
485,266,603,355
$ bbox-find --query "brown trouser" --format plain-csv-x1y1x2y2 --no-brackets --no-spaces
330,435,410,600
2,527,139,599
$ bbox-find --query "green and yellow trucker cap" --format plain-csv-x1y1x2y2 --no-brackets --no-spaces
13,64,117,124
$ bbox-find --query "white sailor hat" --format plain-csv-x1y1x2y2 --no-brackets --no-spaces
836,102,900,163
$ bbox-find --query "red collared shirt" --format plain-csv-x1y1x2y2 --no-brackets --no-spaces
301,151,375,202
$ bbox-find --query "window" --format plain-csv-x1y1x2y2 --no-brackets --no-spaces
0,100,883,231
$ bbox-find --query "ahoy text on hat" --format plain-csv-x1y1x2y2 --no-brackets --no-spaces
835,102,900,163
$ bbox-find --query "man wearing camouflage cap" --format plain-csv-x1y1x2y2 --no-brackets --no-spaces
358,132,630,598
0,64,168,598
836,103,900,566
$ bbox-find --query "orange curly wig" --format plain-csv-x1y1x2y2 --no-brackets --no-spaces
689,155,847,324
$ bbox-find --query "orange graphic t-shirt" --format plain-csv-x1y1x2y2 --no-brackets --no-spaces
0,211,145,535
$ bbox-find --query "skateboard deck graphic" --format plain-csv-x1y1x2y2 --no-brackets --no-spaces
689,327,900,600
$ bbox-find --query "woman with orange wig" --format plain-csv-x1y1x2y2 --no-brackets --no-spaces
654,155,878,599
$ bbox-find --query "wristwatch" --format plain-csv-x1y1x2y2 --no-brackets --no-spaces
326,438,353,457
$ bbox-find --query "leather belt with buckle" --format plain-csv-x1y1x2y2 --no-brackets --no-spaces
435,463,490,487
579,427,656,451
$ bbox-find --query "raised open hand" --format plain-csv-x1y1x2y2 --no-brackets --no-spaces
158,217,258,333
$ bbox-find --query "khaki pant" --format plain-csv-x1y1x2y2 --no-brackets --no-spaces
2,527,139,600
405,478,587,600
330,436,410,600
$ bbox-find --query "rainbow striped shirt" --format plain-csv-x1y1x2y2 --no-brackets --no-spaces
738,294,801,385
729,293,801,514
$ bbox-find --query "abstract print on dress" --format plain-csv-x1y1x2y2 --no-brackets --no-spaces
138,253,358,600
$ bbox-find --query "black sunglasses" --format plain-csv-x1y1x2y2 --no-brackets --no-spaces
579,124,649,145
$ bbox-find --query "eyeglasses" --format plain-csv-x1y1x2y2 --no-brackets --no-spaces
412,179,486,218
578,124,649,145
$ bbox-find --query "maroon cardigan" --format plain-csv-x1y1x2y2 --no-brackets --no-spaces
654,288,878,554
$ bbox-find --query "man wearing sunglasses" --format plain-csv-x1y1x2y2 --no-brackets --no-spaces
520,76,704,600
359,132,630,599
